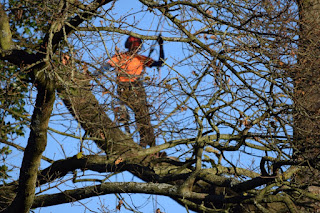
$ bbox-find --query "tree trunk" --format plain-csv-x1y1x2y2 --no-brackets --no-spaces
294,0,320,167
2,71,55,213
294,0,320,211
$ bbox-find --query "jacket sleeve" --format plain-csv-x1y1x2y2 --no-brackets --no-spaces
138,55,154,67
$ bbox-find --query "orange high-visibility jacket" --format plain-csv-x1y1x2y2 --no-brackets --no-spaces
108,52,154,82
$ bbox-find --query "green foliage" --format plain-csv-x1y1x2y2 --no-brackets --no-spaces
8,0,51,49
0,62,29,182
0,146,12,182
0,62,28,139
7,0,77,49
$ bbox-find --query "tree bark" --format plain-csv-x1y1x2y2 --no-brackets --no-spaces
0,3,56,212
2,70,55,213
295,0,320,155
56,71,139,154
294,0,320,168
294,0,320,211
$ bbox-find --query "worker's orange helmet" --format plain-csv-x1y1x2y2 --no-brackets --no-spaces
125,36,142,50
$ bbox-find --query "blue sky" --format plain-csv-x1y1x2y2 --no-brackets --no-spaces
6,1,197,212
3,0,295,212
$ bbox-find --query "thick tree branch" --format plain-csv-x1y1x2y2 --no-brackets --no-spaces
0,2,56,212
32,182,251,208
0,5,13,51
2,71,56,213
56,70,137,154
39,0,114,57
0,4,38,66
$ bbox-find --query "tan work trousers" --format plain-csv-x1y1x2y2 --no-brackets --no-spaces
117,81,155,147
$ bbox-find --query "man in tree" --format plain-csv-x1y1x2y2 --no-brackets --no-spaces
107,35,164,147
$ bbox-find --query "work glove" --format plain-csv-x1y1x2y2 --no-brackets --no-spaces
157,34,163,45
